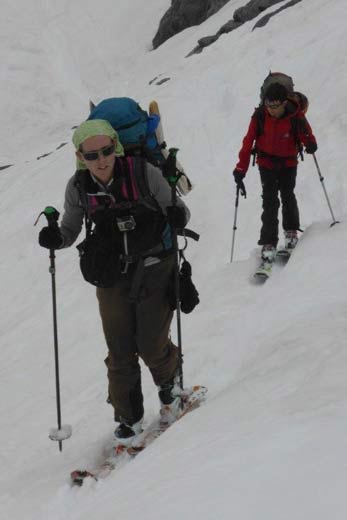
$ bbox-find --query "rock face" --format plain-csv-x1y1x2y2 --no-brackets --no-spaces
152,0,230,49
252,0,302,29
233,0,284,23
185,0,303,57
152,0,304,57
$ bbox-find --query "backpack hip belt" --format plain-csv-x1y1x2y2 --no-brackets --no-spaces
255,150,298,169
123,244,173,302
119,242,167,265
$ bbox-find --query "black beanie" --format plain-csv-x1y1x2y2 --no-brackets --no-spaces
264,82,288,102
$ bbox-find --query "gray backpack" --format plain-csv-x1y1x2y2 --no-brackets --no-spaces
260,71,295,101
259,71,308,113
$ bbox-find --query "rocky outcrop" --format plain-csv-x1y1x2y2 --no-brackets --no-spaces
233,0,284,23
186,0,303,57
152,0,230,49
252,0,302,29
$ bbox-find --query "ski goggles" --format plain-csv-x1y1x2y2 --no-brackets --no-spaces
80,143,116,161
265,100,285,109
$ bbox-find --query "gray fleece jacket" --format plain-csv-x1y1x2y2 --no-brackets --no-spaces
60,161,190,248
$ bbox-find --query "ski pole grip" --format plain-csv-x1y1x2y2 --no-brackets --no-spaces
44,206,60,228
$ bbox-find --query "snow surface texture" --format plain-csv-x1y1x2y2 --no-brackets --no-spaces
1,0,347,519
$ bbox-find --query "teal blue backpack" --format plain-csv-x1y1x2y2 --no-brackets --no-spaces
88,97,148,146
87,97,193,196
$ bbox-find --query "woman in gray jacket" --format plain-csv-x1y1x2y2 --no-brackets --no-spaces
38,119,190,444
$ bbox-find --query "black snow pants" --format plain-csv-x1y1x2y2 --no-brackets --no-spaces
258,166,300,246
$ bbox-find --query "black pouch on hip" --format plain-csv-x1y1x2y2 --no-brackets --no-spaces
77,233,121,288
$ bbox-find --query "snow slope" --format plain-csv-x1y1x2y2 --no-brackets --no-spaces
1,0,347,519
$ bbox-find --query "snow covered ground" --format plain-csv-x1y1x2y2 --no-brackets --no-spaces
1,0,347,518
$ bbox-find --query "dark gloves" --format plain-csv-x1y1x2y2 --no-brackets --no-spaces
233,169,247,198
167,259,200,314
166,205,186,229
179,260,200,314
39,226,63,249
305,142,317,154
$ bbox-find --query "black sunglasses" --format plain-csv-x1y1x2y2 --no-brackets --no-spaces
81,143,115,161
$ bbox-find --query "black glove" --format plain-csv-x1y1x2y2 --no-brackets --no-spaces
39,226,63,249
305,142,317,154
179,260,200,314
233,169,247,198
166,205,186,229
167,259,200,314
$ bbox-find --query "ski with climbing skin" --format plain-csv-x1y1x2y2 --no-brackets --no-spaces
70,385,207,486
276,247,292,260
254,260,273,280
253,242,297,281
148,100,193,196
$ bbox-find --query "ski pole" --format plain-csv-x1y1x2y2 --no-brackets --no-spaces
163,148,184,389
35,207,72,451
312,153,340,227
230,186,240,262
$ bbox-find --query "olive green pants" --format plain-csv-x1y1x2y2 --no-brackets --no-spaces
96,256,178,424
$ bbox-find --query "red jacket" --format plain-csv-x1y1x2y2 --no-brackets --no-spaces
235,101,317,173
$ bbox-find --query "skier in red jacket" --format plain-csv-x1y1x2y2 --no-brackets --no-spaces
233,82,317,262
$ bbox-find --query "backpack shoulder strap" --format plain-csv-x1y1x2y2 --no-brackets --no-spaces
289,112,309,160
73,170,93,235
252,106,265,138
113,155,149,202
132,156,163,213
132,156,151,198
113,155,158,211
